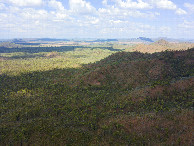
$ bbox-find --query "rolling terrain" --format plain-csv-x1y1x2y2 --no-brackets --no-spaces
126,39,194,53
0,44,193,145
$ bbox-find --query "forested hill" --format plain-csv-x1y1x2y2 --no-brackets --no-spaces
1,48,193,145
78,48,194,89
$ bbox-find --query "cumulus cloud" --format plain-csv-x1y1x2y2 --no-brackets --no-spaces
48,0,70,22
98,5,158,20
48,0,65,11
20,8,48,20
102,0,108,6
8,0,43,7
149,0,176,10
109,0,177,10
113,0,152,9
102,0,184,16
175,8,187,15
148,0,188,15
0,0,193,39
69,0,96,14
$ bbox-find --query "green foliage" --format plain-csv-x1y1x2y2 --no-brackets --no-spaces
0,46,193,145
0,47,114,75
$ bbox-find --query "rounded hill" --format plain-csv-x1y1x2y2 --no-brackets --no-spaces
77,48,194,90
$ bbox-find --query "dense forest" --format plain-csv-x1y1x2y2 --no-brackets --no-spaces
0,45,193,145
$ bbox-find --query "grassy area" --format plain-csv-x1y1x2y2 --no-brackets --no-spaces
0,46,193,145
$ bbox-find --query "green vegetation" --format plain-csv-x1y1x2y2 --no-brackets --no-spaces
0,47,114,75
0,45,193,145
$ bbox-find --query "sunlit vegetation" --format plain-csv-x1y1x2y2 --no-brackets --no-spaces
0,45,193,145
0,47,115,75
125,40,194,53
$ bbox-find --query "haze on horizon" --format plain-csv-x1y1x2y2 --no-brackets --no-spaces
0,0,194,39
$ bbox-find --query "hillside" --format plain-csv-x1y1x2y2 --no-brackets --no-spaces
79,48,193,88
153,39,170,46
1,47,193,145
126,40,194,53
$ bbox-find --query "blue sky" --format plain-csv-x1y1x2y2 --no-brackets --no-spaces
0,0,194,39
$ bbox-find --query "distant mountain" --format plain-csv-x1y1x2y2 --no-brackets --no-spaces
14,42,41,46
125,39,194,53
36,38,70,41
124,37,153,43
10,39,41,46
87,39,118,42
0,42,23,48
12,39,26,43
153,39,170,46
106,39,118,42
139,37,154,42
152,37,194,43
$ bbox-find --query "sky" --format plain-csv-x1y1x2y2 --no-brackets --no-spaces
0,0,194,39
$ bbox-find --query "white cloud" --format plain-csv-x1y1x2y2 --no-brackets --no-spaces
90,18,99,24
102,0,108,6
0,0,193,39
69,0,96,14
184,3,194,12
48,0,65,11
175,8,187,15
149,0,177,10
55,12,68,19
111,20,122,24
48,0,70,22
149,0,187,15
8,0,42,7
114,0,152,9
20,8,48,20
98,5,158,20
